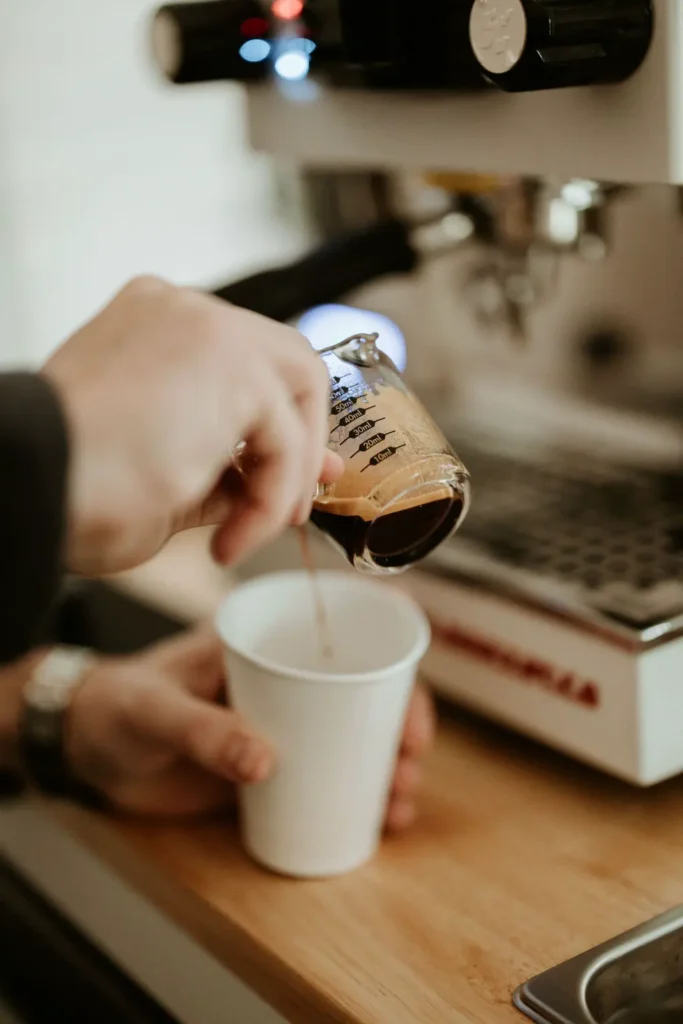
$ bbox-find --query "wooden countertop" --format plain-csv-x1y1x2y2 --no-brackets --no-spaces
53,706,683,1024
40,531,683,1022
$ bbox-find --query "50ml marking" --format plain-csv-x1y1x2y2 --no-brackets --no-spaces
331,397,358,416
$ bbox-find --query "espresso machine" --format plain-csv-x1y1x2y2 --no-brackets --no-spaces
151,0,683,786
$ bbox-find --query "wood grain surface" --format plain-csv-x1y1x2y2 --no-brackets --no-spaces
54,707,683,1024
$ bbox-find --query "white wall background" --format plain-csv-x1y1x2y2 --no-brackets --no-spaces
0,0,309,368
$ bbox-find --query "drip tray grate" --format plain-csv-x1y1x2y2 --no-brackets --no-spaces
433,433,683,638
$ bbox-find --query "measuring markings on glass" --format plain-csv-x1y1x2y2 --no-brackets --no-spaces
331,384,367,403
339,417,385,443
350,431,395,459
361,444,407,472
330,382,370,416
333,406,376,430
331,396,358,416
330,373,364,396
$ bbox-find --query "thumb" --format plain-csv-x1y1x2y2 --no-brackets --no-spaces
139,683,275,784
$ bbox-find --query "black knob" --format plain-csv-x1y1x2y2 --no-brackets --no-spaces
332,0,489,90
151,0,270,84
468,0,654,93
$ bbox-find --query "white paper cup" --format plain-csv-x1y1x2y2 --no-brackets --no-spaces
215,570,430,878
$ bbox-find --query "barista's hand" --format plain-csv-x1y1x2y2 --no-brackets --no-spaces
66,626,435,829
43,276,342,576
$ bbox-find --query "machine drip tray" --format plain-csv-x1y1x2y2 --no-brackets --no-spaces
431,427,683,646
515,907,683,1023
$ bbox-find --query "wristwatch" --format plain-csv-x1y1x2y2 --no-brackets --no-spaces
19,646,104,805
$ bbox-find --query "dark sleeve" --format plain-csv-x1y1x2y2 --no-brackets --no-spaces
0,373,69,665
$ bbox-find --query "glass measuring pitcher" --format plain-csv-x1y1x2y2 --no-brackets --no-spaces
311,333,470,574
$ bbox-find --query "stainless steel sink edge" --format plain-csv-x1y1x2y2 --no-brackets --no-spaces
513,986,578,1024
513,983,588,1024
513,905,683,1024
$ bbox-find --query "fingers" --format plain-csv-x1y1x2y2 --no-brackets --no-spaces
214,345,335,549
399,685,436,758
320,449,345,484
386,686,437,833
385,757,420,831
129,682,275,784
212,383,307,565
289,358,332,526
183,448,344,535
385,794,417,832
290,450,345,526
184,704,274,784
243,330,333,532
175,323,339,551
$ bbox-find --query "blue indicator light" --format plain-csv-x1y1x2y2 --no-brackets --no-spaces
239,38,271,62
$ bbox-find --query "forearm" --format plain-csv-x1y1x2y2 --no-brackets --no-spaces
0,649,49,772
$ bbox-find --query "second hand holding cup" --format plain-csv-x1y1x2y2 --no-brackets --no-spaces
216,570,430,878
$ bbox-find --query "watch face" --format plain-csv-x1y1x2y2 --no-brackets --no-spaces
469,0,527,75
24,648,96,712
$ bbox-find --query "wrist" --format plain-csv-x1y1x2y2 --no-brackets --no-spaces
40,367,127,575
62,659,110,788
19,646,104,804
0,650,51,772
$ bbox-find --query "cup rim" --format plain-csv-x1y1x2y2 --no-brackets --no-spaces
215,570,431,685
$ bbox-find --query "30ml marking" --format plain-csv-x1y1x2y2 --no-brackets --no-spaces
339,417,386,444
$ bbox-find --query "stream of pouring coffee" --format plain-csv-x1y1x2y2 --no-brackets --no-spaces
298,526,334,662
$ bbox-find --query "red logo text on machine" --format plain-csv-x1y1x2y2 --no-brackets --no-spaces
430,620,601,710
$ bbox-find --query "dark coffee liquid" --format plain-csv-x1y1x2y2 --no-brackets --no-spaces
310,495,463,569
